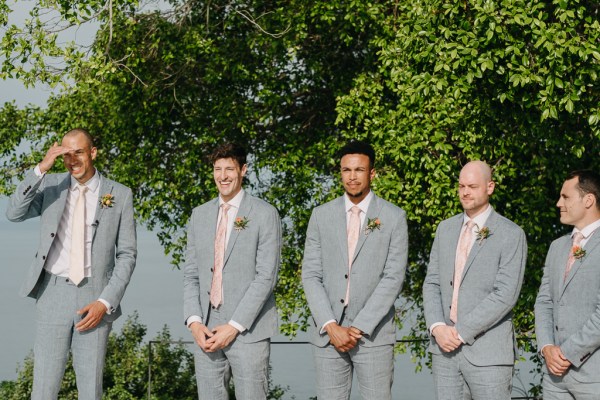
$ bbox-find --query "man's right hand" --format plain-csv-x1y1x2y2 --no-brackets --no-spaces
432,325,462,353
189,322,214,352
542,345,571,376
325,323,362,352
39,142,72,174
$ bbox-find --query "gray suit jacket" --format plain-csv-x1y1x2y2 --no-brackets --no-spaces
535,231,600,382
183,191,281,343
6,169,137,322
302,194,408,347
423,209,527,366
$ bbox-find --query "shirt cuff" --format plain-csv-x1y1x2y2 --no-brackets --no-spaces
429,322,446,335
228,320,246,333
540,344,552,357
34,165,45,177
186,315,203,329
321,319,337,335
98,299,112,314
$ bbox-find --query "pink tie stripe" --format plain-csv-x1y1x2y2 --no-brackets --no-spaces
344,206,361,306
210,203,231,308
450,220,475,323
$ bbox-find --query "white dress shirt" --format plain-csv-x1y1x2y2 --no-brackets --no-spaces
571,218,600,247
34,165,112,312
186,190,246,332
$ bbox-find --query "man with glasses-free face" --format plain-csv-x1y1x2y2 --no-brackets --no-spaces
6,128,137,399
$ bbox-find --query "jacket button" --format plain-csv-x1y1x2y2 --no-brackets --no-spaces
212,306,216,309
344,274,348,279
50,233,55,237
450,281,453,286
210,268,213,272
42,255,46,260
555,325,559,331
340,299,344,303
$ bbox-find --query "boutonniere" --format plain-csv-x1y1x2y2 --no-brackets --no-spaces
234,216,250,231
572,245,586,260
476,226,491,244
99,193,115,209
364,217,381,235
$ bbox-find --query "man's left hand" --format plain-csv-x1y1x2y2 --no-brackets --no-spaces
75,301,108,332
205,324,240,352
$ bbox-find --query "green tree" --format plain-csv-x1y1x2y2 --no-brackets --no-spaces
0,313,287,399
1,1,599,396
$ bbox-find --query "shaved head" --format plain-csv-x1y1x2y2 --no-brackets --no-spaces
461,161,492,182
458,160,495,218
63,128,94,148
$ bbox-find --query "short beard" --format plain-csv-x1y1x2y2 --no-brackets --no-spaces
346,190,364,198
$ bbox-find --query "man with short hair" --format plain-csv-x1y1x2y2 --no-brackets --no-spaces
302,140,408,400
423,161,527,400
6,128,137,400
183,143,281,400
535,170,600,399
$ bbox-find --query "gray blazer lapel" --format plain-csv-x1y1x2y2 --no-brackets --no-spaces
223,193,252,267
331,197,350,268
562,231,600,294
461,210,498,281
54,175,71,228
92,174,113,241
352,195,383,264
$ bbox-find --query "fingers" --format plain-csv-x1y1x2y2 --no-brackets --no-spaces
75,301,107,332
39,142,72,173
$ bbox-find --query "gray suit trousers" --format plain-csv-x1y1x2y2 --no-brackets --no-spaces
32,272,111,400
312,342,394,400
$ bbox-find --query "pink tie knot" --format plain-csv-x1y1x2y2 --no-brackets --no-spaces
221,203,231,212
351,206,361,216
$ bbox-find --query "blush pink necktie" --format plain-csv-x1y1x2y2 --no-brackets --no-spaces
564,231,584,281
450,220,475,323
344,206,361,306
69,184,88,285
210,203,231,308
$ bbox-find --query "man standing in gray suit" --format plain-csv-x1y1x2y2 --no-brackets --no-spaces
423,161,527,400
6,128,137,400
535,170,600,399
183,143,281,400
302,140,408,400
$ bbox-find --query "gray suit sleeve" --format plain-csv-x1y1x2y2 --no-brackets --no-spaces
302,210,338,328
230,205,281,329
560,294,600,368
183,209,204,323
457,227,527,344
6,169,46,222
98,187,137,308
534,244,557,352
351,209,408,337
423,225,445,329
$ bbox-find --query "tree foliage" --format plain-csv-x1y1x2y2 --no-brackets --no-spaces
1,0,599,395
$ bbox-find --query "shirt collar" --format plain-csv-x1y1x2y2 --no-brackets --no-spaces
573,218,600,239
344,190,374,215
219,189,244,209
462,204,493,230
70,170,99,193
